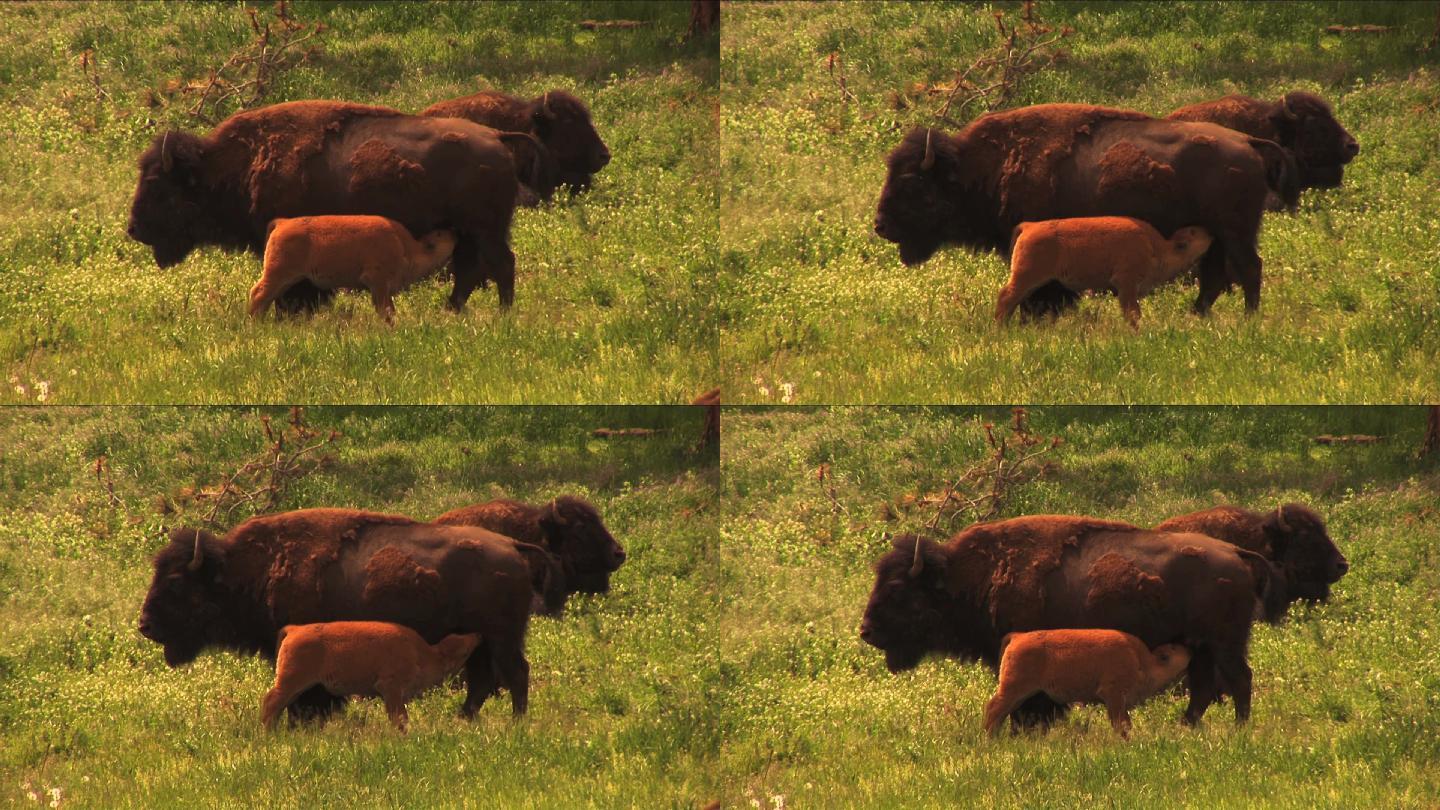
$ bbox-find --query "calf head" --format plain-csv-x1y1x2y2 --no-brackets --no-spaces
138,526,264,667
530,90,610,189
127,131,227,268
875,128,987,266
539,496,626,593
860,534,986,673
1262,503,1348,601
1271,91,1359,188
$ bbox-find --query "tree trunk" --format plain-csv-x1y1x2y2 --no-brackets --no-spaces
693,387,720,450
1422,405,1440,457
688,0,719,38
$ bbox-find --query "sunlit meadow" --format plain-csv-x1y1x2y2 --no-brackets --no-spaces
717,406,1440,806
0,2,718,404
0,406,723,806
720,2,1440,403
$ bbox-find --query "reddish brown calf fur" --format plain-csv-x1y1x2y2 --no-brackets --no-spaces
984,629,1191,738
261,621,480,732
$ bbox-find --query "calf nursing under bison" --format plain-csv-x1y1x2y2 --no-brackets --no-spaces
875,91,1358,321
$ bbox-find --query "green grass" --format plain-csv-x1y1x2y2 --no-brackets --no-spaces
0,406,722,806
0,1,718,404
720,1,1440,403
717,406,1440,807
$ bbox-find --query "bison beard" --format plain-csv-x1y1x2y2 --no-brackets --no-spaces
859,516,1263,730
137,510,549,722
126,100,521,312
874,104,1290,316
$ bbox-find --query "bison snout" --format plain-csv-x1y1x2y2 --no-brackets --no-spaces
1344,137,1359,160
859,619,877,645
593,147,611,170
873,219,892,239
1334,557,1349,578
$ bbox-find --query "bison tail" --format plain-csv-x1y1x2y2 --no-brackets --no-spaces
512,541,567,616
998,632,1016,656
275,625,297,649
1247,137,1300,212
496,132,547,198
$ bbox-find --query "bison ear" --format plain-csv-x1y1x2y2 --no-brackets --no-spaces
1261,506,1292,556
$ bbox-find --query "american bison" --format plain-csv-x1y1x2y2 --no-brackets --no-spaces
262,621,480,732
983,629,1191,738
859,515,1267,726
1168,91,1359,209
250,216,456,322
138,509,561,720
422,89,610,193
433,495,625,598
127,100,525,311
1155,502,1348,621
874,104,1293,316
996,217,1213,327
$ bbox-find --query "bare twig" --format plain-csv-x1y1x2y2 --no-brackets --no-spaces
826,51,858,105
183,0,327,124
78,49,112,104
817,464,851,518
93,455,124,509
919,1,1074,124
915,408,1063,536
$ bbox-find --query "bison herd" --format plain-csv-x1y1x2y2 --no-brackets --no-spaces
874,91,1359,322
126,89,609,317
138,496,624,728
860,503,1348,737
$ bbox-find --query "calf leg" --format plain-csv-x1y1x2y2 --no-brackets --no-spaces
1103,700,1133,739
261,675,317,730
995,274,1048,324
983,685,1037,736
460,642,498,718
1115,281,1142,329
369,284,396,324
248,278,281,318
379,687,410,733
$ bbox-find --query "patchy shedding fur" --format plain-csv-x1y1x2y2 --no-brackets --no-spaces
984,629,1191,738
347,139,425,194
362,547,445,609
1085,551,1168,612
1097,141,1177,195
262,621,479,731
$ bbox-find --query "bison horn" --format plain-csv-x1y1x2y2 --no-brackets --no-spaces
160,131,173,174
542,91,553,117
187,528,204,571
549,498,567,525
909,535,924,578
1273,505,1290,532
920,128,936,171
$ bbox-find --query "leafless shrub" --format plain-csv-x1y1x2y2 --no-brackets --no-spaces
77,49,112,104
917,1,1075,126
182,0,327,124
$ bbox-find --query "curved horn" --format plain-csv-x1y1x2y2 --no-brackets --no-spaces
542,91,553,117
160,131,173,173
909,536,924,578
1273,505,1290,532
920,128,936,171
187,528,204,571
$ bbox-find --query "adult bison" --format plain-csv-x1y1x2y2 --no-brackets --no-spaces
1156,502,1348,621
1168,91,1359,209
137,509,561,720
433,495,625,597
859,515,1267,728
422,89,611,192
127,100,526,310
873,104,1292,315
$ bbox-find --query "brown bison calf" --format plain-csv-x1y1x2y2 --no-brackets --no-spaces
983,629,1191,739
249,215,457,322
995,217,1213,328
261,621,480,732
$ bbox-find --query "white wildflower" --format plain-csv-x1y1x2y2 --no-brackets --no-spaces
779,382,794,404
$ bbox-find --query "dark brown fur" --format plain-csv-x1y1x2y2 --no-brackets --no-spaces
138,508,562,721
433,495,625,597
873,104,1293,317
859,515,1263,728
1156,503,1348,617
127,100,522,311
1168,91,1359,207
422,89,609,191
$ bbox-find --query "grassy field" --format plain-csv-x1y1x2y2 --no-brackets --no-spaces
717,406,1440,807
0,406,723,806
0,2,717,404
720,1,1440,403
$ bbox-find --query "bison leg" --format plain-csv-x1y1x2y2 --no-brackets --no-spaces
447,235,485,312
1009,692,1068,730
1116,283,1142,330
261,676,317,730
492,642,530,716
1182,646,1220,725
368,285,397,324
285,685,348,724
478,238,517,309
1214,648,1253,723
1103,700,1133,740
1191,244,1230,316
983,686,1036,736
460,641,499,718
1224,240,1263,312
1018,281,1080,320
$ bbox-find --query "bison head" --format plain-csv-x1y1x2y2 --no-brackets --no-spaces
1263,503,1348,601
1271,91,1359,189
860,534,987,673
540,495,626,593
138,526,266,667
127,131,218,268
875,128,988,266
531,90,610,190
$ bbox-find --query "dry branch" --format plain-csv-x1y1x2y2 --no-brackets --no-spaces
591,428,661,438
183,0,327,124
78,49,112,104
1323,24,1392,34
1314,434,1383,445
915,408,1063,536
579,20,648,30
